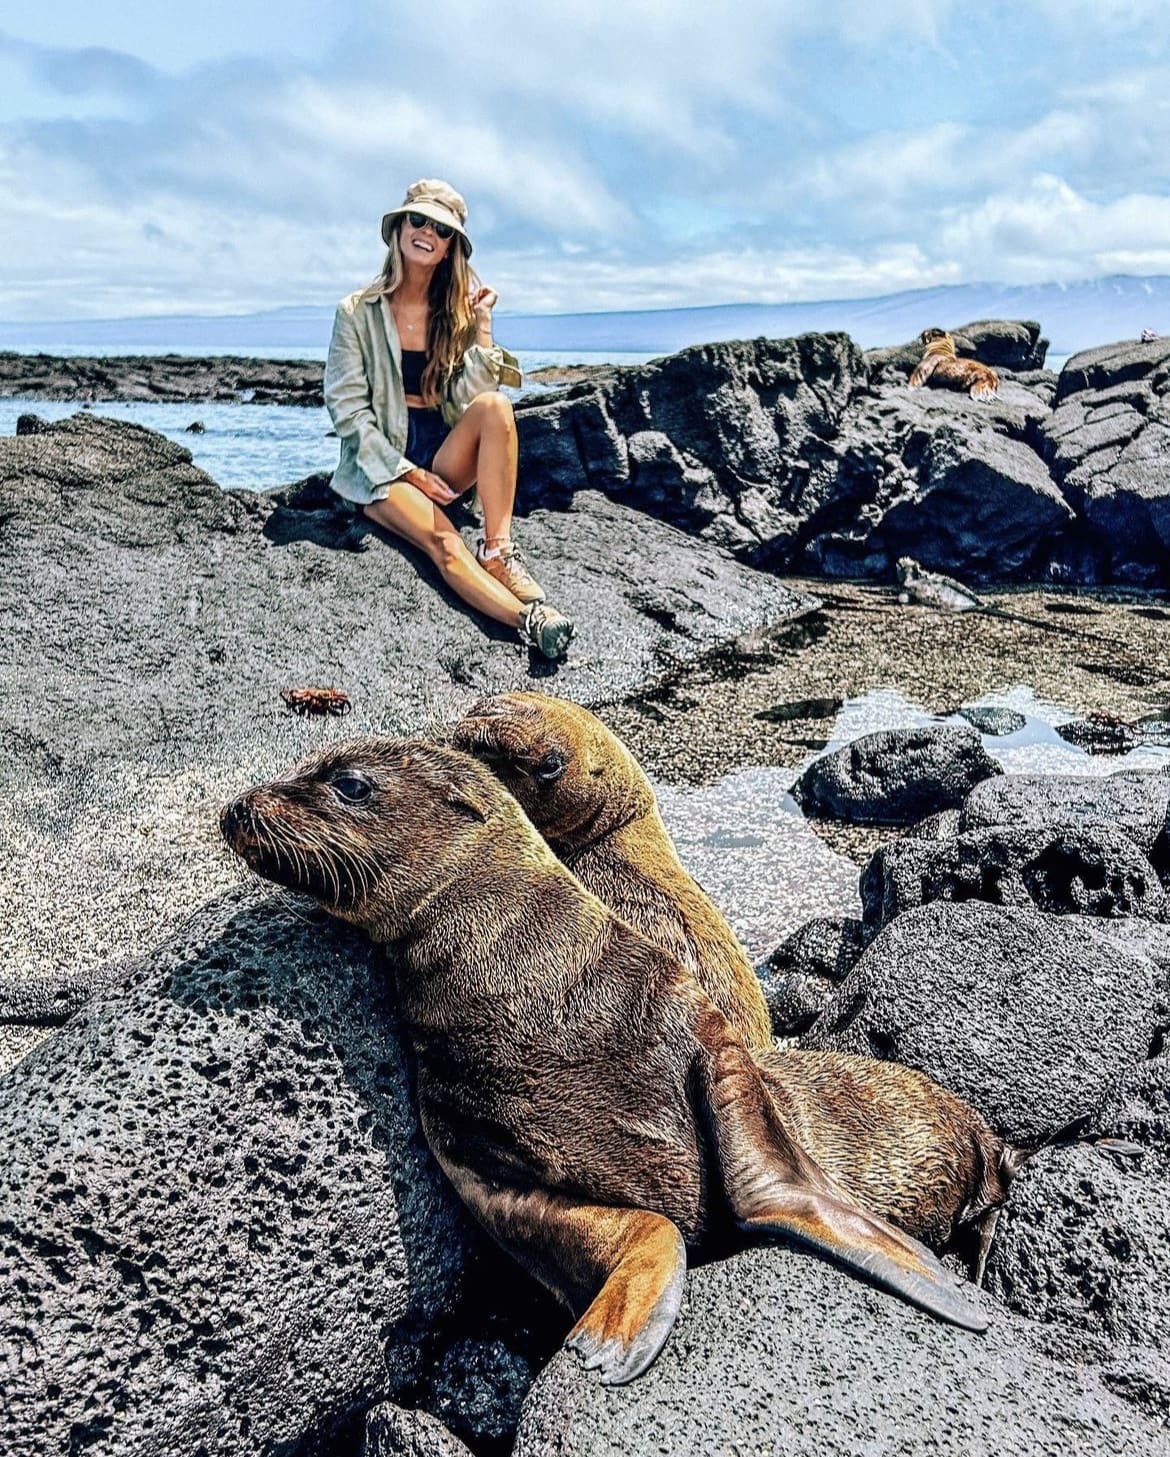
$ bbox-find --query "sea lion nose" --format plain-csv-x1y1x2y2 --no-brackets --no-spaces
219,796,254,843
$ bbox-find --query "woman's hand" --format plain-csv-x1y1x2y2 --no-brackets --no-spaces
404,467,459,505
470,286,499,323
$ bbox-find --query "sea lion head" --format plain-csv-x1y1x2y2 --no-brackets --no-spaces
918,327,956,357
221,736,520,938
452,691,655,850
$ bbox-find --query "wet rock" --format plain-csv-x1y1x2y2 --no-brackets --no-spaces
364,1405,476,1457
792,725,1002,825
801,902,1168,1145
1055,713,1142,755
960,770,1170,877
0,890,472,1457
1042,338,1170,585
512,1245,1168,1457
958,705,1028,736
184,420,206,434
859,823,1169,935
755,916,864,1036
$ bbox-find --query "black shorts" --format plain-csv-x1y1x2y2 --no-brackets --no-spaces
405,407,450,472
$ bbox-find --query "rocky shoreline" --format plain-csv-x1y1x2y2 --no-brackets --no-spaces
0,350,325,406
2,322,1169,1456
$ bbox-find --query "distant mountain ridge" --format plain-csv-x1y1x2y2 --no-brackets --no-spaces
0,275,1166,358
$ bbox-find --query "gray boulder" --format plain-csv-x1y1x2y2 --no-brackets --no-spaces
987,1143,1170,1386
801,902,1168,1145
860,823,1169,935
0,890,472,1457
755,916,864,1036
960,771,1170,878
364,1405,476,1457
958,705,1027,736
512,1246,1167,1457
793,725,1002,825
1042,337,1170,585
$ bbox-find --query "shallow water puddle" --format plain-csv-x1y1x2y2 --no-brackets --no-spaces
655,684,1170,958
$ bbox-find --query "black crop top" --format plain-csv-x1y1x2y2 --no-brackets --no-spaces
401,349,426,396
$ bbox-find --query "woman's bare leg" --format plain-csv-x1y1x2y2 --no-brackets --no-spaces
363,481,524,627
432,393,519,546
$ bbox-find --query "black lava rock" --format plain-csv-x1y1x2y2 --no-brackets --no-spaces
793,725,1002,825
801,901,1168,1146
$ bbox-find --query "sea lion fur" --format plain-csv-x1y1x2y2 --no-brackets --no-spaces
909,328,999,400
222,737,988,1384
452,691,773,1052
455,692,1017,1270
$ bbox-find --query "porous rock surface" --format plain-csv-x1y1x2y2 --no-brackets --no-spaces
511,1245,1170,1457
859,822,1169,934
791,724,1002,825
0,889,471,1456
960,770,1170,877
363,1404,477,1457
514,324,1170,585
801,901,1168,1146
755,915,864,1036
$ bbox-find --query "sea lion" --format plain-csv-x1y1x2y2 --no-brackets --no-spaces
451,690,773,1052
909,328,999,400
454,692,1017,1270
222,738,987,1385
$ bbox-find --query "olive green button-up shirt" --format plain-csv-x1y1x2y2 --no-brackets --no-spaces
323,286,523,505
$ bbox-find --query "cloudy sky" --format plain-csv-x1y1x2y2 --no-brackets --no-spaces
2,1,1168,319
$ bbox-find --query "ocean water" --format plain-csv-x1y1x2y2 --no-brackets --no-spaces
0,349,658,491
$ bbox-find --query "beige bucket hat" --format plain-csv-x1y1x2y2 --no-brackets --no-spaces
381,178,472,254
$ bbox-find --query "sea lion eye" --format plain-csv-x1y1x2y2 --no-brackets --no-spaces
535,750,567,782
330,773,373,803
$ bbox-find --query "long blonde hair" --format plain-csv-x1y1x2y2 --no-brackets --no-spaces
364,223,479,407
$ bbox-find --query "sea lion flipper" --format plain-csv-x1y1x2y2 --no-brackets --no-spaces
437,1155,687,1385
697,1024,989,1332
565,1213,688,1385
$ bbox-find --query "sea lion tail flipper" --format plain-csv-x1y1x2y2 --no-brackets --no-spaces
697,1028,989,1333
438,1157,686,1386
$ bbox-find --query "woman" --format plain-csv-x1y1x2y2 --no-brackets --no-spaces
324,178,575,660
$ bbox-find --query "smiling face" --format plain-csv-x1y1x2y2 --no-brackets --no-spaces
397,214,453,272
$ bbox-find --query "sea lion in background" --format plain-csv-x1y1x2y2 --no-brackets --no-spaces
909,328,999,399
222,738,987,1386
454,691,1019,1273
452,690,773,1052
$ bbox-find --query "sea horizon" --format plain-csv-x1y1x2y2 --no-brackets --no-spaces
1,274,1166,361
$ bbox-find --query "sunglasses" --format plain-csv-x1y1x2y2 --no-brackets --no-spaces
406,211,454,241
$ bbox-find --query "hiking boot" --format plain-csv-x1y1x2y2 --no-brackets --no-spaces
478,540,546,604
517,602,575,660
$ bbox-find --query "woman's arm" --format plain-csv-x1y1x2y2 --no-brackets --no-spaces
324,304,415,487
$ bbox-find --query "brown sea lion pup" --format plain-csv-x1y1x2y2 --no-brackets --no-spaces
453,692,1019,1273
452,690,773,1052
221,738,988,1386
909,328,999,399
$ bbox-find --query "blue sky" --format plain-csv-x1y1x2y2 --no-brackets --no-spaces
1,1,1168,319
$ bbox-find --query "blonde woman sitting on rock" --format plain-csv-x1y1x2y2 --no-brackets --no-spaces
324,179,574,660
